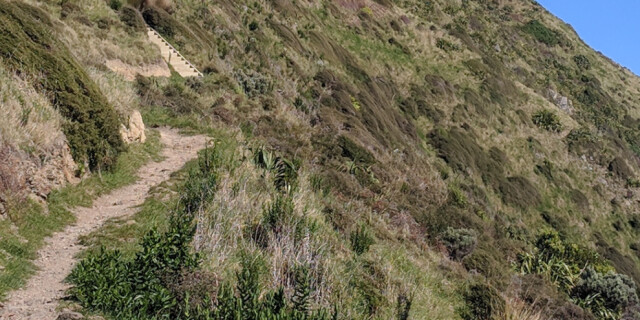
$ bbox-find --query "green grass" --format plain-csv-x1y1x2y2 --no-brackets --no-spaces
330,25,413,67
77,160,197,259
0,2,125,169
0,130,162,299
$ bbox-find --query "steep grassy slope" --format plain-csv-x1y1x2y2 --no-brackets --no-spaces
5,0,640,319
0,0,163,300
0,2,125,170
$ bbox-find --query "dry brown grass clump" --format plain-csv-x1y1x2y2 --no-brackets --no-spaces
0,64,64,151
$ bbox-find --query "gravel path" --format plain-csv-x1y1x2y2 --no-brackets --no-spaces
0,128,208,320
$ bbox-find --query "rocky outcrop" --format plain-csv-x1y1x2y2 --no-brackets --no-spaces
120,110,147,144
547,89,574,115
0,137,77,208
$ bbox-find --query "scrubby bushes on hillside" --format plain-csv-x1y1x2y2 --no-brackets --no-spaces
461,281,505,320
532,109,563,132
351,224,375,255
440,227,478,261
68,145,219,318
0,2,124,170
572,267,639,319
516,230,640,319
574,55,592,70
522,20,561,46
119,6,146,32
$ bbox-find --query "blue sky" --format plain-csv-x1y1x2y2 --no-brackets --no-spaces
536,0,640,76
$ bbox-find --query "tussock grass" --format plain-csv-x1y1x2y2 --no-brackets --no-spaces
0,63,64,151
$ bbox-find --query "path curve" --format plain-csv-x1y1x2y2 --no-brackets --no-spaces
0,128,208,320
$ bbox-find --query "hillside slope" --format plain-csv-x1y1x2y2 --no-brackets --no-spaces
3,0,640,319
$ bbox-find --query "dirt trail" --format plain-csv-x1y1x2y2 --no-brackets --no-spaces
0,128,208,320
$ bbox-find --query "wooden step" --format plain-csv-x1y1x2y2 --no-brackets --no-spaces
146,27,202,78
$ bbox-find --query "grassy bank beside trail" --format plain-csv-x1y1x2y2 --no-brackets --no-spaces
0,130,163,299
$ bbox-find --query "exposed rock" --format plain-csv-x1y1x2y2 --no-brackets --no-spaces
120,110,147,144
547,89,574,115
0,137,77,204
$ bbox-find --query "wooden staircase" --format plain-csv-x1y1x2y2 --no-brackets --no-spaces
146,26,203,78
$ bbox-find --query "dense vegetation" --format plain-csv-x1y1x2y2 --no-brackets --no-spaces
0,2,124,170
4,0,640,319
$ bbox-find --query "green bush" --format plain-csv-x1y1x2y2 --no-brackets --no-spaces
109,0,123,11
68,145,220,319
252,146,300,192
574,55,591,70
142,6,175,37
532,110,563,132
0,3,125,170
262,195,295,233
119,6,146,32
522,20,561,46
234,69,273,98
351,224,375,255
436,38,460,52
571,267,639,319
212,256,333,319
518,230,611,287
460,282,505,320
440,227,477,261
515,230,640,319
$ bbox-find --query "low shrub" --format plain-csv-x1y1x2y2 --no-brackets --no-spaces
448,185,468,208
142,6,175,37
532,110,563,132
498,176,541,209
119,6,146,32
608,157,633,180
351,224,375,255
515,230,640,318
571,267,639,319
460,281,505,320
396,293,412,320
262,195,295,233
109,0,123,11
252,146,300,192
440,227,477,261
517,230,612,291
234,69,273,98
574,55,591,70
522,20,561,46
68,145,220,318
213,256,333,319
338,135,375,165
0,3,125,170
436,38,460,52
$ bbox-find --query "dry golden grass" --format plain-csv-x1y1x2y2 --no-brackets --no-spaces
86,66,140,117
0,63,64,151
499,298,544,320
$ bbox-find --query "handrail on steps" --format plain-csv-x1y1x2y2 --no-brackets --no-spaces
147,26,203,77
